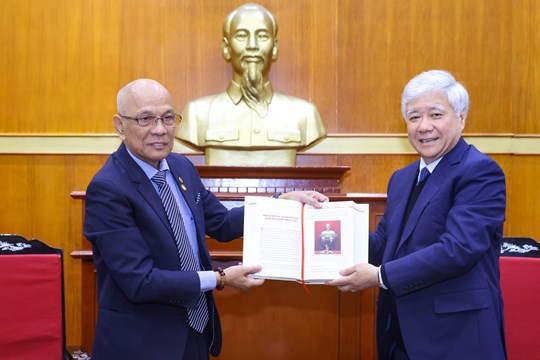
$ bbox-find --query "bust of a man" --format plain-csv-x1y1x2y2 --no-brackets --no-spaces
175,3,327,166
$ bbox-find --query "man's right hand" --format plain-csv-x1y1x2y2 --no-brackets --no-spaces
220,264,265,291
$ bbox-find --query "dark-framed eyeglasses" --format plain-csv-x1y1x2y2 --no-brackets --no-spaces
119,113,182,127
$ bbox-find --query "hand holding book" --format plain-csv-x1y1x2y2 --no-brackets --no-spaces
326,263,379,292
242,196,369,284
277,190,329,208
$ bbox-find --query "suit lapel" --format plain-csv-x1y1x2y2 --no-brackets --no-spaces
383,163,418,262
395,138,469,255
115,144,175,238
398,171,443,250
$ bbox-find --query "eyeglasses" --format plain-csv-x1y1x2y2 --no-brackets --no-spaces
119,113,182,127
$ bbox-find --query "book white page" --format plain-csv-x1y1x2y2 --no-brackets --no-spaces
353,203,369,264
302,202,369,283
242,196,303,281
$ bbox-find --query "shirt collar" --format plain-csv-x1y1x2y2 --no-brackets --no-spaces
125,147,170,180
226,80,274,105
419,157,443,175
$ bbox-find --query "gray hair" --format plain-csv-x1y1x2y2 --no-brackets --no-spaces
223,3,278,38
401,70,469,120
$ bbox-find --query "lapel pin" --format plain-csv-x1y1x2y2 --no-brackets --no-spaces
178,177,186,191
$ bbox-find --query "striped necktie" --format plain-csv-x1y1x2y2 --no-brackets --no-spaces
152,170,209,333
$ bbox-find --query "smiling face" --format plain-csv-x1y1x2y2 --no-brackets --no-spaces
113,79,175,169
406,91,466,164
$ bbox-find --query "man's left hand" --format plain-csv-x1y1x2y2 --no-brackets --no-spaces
326,263,379,292
280,191,329,208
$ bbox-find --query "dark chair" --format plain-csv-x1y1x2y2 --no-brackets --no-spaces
500,236,540,257
0,234,73,360
499,236,540,359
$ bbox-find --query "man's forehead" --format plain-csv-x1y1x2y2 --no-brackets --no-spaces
407,103,446,113
125,90,172,114
407,93,450,111
128,80,164,95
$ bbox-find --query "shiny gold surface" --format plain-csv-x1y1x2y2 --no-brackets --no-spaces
175,3,327,166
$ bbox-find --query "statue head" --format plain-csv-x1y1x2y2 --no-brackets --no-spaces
175,3,327,166
222,3,278,81
222,3,279,116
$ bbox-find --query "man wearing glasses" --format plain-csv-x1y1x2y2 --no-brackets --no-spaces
83,78,328,359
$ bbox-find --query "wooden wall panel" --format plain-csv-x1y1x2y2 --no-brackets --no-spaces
268,1,339,132
1,0,540,354
0,154,108,347
338,0,513,133
512,0,540,134
506,155,540,236
214,281,341,359
0,0,337,134
2,0,535,135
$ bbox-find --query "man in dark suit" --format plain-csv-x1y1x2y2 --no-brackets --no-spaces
83,78,328,359
327,70,507,359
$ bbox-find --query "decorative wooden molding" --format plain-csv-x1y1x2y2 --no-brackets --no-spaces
2,134,540,155
197,165,351,194
196,165,351,179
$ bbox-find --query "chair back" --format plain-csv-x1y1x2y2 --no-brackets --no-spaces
501,236,540,257
500,237,540,359
0,234,68,360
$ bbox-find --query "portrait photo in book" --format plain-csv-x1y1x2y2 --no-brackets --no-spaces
316,221,341,255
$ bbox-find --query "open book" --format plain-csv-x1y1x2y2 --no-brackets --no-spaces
242,196,369,284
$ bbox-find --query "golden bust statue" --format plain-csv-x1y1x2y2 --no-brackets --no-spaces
175,3,327,166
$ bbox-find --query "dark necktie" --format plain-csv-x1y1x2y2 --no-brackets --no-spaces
152,170,209,333
417,167,430,184
402,167,431,232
